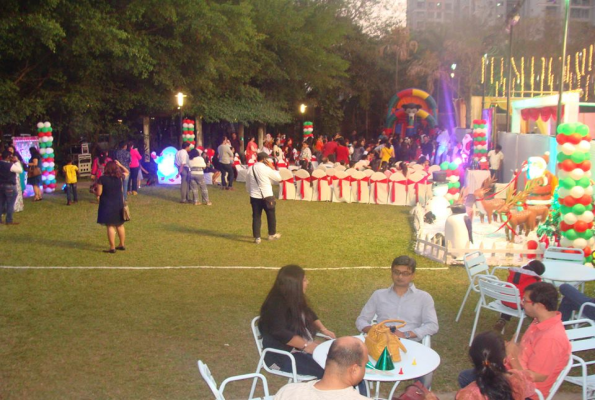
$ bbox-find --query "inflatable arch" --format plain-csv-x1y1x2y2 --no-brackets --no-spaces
385,89,438,137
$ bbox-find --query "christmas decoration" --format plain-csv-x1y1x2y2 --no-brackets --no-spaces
440,161,460,204
556,122,594,263
536,188,561,248
37,121,56,193
472,120,488,161
182,119,195,149
303,121,313,141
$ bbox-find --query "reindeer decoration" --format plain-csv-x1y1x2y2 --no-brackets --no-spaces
474,176,505,224
497,188,536,242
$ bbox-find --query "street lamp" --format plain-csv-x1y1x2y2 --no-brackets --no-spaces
556,0,570,129
176,92,187,145
300,104,307,114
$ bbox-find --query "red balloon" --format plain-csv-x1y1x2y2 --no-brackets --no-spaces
568,133,583,145
556,135,567,145
527,240,538,259
580,160,592,171
575,220,589,232
584,246,592,257
448,188,458,194
579,195,592,206
560,221,571,231
589,222,594,230
563,196,577,207
561,159,575,172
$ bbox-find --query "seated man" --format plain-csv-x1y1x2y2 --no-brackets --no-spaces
274,336,368,400
559,283,595,321
458,282,571,400
356,255,439,341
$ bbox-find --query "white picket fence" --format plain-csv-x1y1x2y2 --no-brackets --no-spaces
414,234,545,266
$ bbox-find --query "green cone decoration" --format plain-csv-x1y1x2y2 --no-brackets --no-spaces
374,346,395,371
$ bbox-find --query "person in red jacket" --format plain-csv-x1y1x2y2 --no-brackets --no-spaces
322,136,338,162
335,138,350,165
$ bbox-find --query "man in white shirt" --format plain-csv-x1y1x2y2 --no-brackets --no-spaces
274,336,368,400
487,145,504,182
175,142,191,203
246,152,281,244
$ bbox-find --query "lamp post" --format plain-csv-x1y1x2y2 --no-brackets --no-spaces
299,103,307,138
556,0,570,129
176,92,186,146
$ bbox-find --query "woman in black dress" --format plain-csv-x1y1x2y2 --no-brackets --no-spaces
97,160,129,253
28,146,43,201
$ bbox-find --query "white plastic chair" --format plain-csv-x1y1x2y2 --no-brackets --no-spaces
294,169,312,201
563,318,595,399
456,251,492,322
543,246,585,263
278,168,295,200
249,316,330,398
198,360,272,400
469,276,525,346
311,169,331,202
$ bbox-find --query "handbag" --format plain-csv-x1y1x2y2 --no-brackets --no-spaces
252,166,276,211
365,319,407,362
28,165,41,178
393,381,435,400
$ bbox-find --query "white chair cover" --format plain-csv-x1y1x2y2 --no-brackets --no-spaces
331,170,351,203
334,164,346,172
370,171,390,205
278,168,296,200
345,168,356,177
388,171,409,206
409,170,430,206
363,169,374,177
294,169,312,201
354,160,369,170
311,169,331,202
350,170,370,204
325,168,336,177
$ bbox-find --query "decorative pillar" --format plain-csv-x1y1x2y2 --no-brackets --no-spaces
37,121,56,193
182,119,195,149
472,119,488,161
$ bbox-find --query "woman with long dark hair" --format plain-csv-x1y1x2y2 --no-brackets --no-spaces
259,265,335,378
28,146,43,201
96,160,129,253
456,331,534,400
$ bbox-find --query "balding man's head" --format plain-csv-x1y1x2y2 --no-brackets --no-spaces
325,337,368,384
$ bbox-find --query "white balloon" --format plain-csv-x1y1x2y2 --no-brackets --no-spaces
41,175,47,181
49,162,55,168
189,124,194,129
570,168,585,180
578,140,591,152
590,237,595,247
570,185,586,199
37,122,44,128
39,148,46,155
578,210,595,223
561,237,573,247
44,122,51,128
574,238,588,249
42,162,48,168
445,193,453,200
182,123,189,128
586,186,594,196
47,148,54,154
564,212,578,225
562,142,576,155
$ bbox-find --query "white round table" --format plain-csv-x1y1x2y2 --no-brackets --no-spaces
313,335,440,399
542,260,595,283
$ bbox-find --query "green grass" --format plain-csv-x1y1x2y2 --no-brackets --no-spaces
0,182,582,399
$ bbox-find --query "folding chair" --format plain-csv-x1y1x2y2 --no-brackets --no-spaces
543,246,585,263
534,355,574,400
198,360,272,400
469,276,525,346
456,251,492,322
563,318,595,399
249,316,331,398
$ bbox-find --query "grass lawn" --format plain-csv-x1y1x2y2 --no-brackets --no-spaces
0,182,582,399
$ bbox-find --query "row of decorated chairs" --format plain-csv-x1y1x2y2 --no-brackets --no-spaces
278,166,432,206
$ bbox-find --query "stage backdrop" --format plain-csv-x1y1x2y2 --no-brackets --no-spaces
496,132,556,184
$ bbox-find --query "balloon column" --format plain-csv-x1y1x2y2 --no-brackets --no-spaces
556,122,594,263
37,121,56,193
182,119,195,149
472,119,488,161
440,161,460,204
303,121,313,141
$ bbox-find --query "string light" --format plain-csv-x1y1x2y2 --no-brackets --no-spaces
511,57,520,80
521,57,525,96
548,57,553,91
582,48,586,75
567,55,571,83
586,76,590,101
590,45,593,72
569,72,573,91
496,81,499,97
530,56,535,94
490,57,494,84
540,57,545,94
500,57,504,84
502,77,506,97
481,55,485,84
576,52,581,91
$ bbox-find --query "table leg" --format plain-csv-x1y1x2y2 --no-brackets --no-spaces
374,381,381,399
388,381,401,400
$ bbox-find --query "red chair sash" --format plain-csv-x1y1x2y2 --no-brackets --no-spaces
391,179,410,203
280,177,295,199
372,178,389,204
311,176,329,201
331,175,352,198
353,176,370,201
295,176,312,199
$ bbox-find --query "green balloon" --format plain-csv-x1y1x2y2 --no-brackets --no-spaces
564,229,579,241
449,162,458,170
440,162,449,170
449,199,454,204
561,177,576,189
587,254,593,263
453,181,461,188
561,205,571,214
557,123,573,135
573,204,586,215
571,152,586,164
557,152,570,163
577,124,590,137
448,182,454,188
583,230,594,240
586,204,594,211
578,177,591,188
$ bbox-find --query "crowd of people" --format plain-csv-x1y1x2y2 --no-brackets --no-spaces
262,257,574,400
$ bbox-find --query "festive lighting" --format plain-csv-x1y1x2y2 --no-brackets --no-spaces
496,81,500,97
521,57,525,97
481,56,485,84
576,52,582,92
530,56,535,94
590,45,593,72
502,78,506,97
567,55,571,83
548,57,554,91
512,57,520,80
490,57,494,84
540,57,546,94
582,48,587,75
570,72,573,91
586,76,590,101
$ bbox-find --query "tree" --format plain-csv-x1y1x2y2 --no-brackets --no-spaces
379,27,418,92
